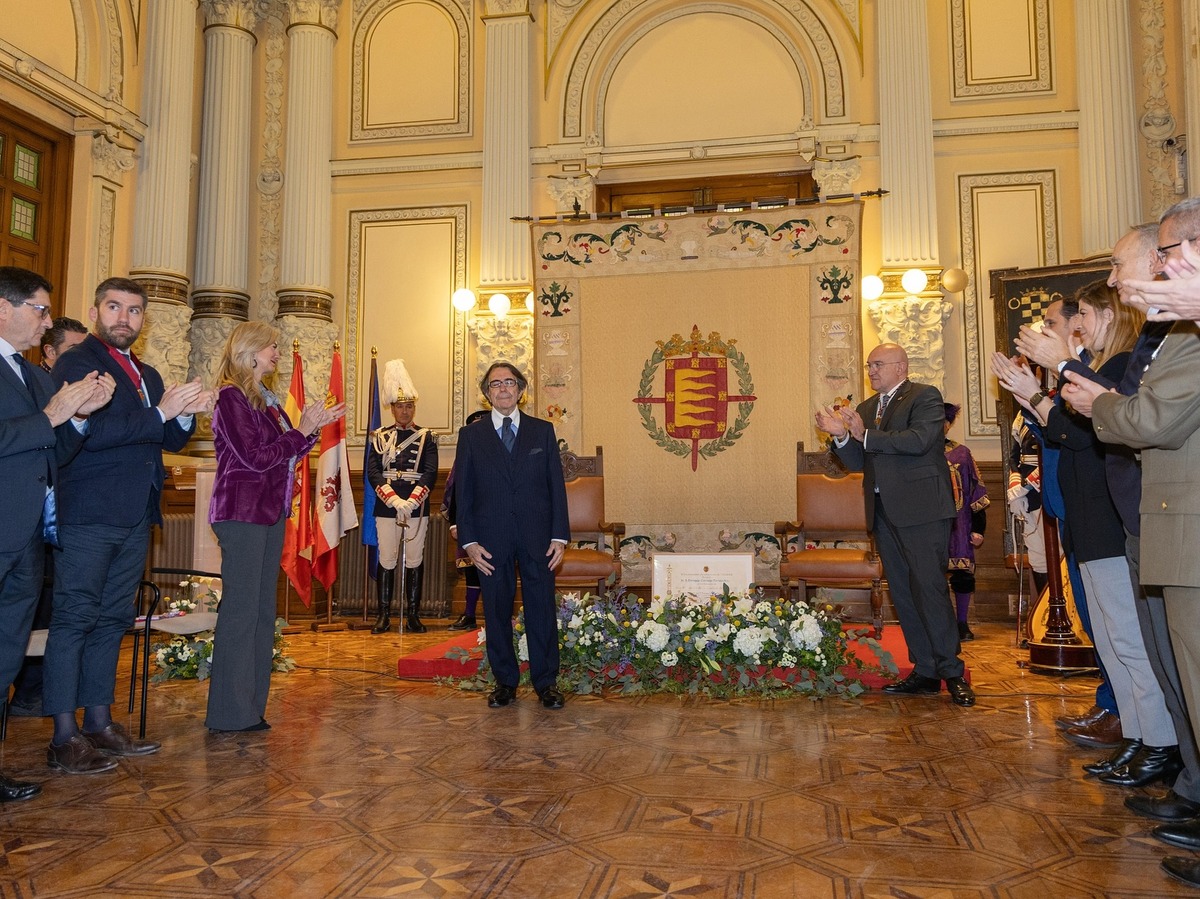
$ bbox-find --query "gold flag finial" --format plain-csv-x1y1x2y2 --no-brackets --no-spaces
371,345,378,359
292,339,299,353
334,340,340,353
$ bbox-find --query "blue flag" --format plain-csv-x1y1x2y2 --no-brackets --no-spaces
361,355,381,579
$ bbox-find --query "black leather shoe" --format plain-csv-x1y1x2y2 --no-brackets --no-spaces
448,615,477,631
84,722,161,756
1083,739,1143,776
537,687,565,710
1098,745,1183,788
945,676,975,707
488,685,517,708
1126,790,1200,822
1153,818,1200,851
0,774,40,803
1163,855,1200,886
882,672,940,695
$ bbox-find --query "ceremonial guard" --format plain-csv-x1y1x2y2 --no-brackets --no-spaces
367,359,437,633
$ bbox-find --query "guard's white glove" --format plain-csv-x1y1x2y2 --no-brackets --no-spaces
385,494,405,511
396,498,418,517
1008,494,1029,516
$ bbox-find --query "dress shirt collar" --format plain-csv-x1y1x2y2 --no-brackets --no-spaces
491,408,521,431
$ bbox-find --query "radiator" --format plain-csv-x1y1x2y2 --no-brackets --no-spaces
150,513,194,571
333,514,452,619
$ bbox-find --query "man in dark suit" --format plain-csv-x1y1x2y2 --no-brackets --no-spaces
0,267,115,800
816,343,975,706
454,362,569,709
44,277,210,774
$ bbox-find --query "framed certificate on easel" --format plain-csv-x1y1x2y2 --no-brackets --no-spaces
651,553,755,599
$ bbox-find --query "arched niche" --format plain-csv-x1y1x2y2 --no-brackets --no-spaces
556,0,853,144
352,0,471,140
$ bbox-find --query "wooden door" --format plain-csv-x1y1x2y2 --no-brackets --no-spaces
0,101,72,311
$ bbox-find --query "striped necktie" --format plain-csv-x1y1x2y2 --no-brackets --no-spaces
875,391,891,427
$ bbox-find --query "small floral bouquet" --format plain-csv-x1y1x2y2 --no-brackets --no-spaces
152,617,295,682
447,589,895,699
162,576,222,615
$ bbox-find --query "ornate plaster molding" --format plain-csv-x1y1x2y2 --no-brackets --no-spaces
483,0,528,14
351,0,471,141
96,186,116,279
546,175,594,213
866,297,953,392
562,0,844,141
950,0,1052,98
812,156,861,196
135,300,194,384
100,0,124,103
957,169,1059,437
275,316,338,409
256,3,286,322
91,129,136,184
189,317,238,390
1138,0,1181,217
468,314,536,411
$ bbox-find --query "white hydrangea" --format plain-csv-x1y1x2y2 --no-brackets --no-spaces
732,625,772,661
637,620,670,651
790,615,824,652
518,633,529,662
660,651,679,668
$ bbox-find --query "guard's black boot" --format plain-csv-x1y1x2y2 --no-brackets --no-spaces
405,564,427,633
371,567,395,634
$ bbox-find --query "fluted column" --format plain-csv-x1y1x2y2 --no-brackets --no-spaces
479,1,532,288
275,0,340,395
877,0,938,267
873,0,949,385
130,0,199,384
1075,0,1142,253
191,0,257,387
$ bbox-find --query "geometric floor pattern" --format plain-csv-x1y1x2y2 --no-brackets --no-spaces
0,620,1194,897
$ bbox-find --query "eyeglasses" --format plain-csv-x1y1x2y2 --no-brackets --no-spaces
19,301,51,318
865,361,900,371
1156,238,1196,262
487,378,519,390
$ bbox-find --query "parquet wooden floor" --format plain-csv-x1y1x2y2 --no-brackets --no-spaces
0,620,1194,898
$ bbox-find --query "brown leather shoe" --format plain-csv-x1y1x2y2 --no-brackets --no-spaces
84,723,161,757
1063,711,1123,749
47,735,119,775
1056,704,1109,731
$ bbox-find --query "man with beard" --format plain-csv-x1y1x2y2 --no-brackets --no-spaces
43,278,211,774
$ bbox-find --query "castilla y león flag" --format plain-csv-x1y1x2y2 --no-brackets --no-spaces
312,347,358,590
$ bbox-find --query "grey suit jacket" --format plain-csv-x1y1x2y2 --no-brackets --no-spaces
1093,323,1200,588
832,379,956,528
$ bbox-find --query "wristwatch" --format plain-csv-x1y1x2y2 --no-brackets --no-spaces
1027,390,1047,407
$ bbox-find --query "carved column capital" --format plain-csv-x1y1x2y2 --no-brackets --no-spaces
287,0,339,31
200,0,257,30
483,0,530,16
134,300,194,385
468,314,536,409
91,131,136,185
866,296,953,391
546,176,594,214
812,157,862,196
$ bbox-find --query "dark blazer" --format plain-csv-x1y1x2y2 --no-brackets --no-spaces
0,356,86,552
1045,352,1130,563
454,413,569,558
53,334,195,527
832,379,956,528
209,385,316,526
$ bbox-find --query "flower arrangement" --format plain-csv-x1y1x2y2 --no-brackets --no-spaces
447,589,896,699
152,617,295,682
163,576,222,615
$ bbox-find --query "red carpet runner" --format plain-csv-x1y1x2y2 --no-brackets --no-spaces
394,625,969,690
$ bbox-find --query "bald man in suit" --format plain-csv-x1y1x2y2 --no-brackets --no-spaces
817,343,974,707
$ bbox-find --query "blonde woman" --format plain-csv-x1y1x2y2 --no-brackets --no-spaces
205,322,344,733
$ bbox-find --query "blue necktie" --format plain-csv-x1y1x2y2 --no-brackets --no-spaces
501,417,515,452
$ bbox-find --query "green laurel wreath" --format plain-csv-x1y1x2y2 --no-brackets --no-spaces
636,341,755,460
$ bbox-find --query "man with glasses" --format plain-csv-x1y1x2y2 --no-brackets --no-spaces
816,343,974,706
453,362,569,709
0,266,115,801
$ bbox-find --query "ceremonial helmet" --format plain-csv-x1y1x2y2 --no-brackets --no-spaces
383,358,418,404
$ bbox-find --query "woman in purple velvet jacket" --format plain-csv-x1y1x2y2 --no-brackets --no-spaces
205,322,344,733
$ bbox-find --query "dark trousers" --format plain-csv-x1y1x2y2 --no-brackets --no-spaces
1128,531,1200,798
0,527,44,694
44,513,151,713
480,543,559,692
873,500,962,680
206,517,285,730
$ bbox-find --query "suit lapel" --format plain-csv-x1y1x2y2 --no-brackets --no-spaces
879,381,911,428
87,335,142,406
1,358,36,409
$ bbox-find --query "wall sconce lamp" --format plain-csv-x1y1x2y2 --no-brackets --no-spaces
452,288,477,312
861,267,969,300
488,293,511,317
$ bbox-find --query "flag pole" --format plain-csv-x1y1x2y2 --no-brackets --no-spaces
349,346,381,630
311,340,355,633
